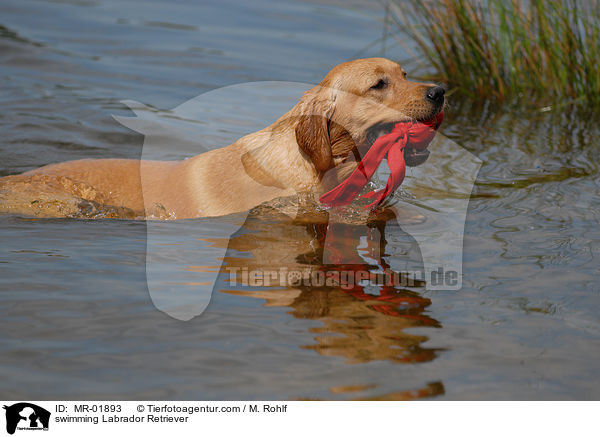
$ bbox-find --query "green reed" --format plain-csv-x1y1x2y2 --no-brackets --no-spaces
389,0,600,107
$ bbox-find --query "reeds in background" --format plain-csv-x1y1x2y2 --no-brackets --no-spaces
389,0,600,107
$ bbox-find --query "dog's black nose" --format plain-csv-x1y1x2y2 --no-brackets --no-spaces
426,85,446,104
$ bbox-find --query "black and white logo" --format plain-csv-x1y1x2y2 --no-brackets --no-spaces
3,403,50,435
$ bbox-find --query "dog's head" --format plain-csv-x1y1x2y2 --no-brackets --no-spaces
295,58,445,173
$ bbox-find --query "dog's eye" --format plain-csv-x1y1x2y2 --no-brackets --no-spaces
370,79,388,90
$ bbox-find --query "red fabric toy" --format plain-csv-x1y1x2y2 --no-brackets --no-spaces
319,111,444,209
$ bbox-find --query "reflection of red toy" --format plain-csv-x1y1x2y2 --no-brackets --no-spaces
320,112,444,208
313,222,439,330
335,268,440,363
339,269,438,327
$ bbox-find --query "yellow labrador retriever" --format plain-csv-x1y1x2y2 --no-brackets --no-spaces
0,58,445,219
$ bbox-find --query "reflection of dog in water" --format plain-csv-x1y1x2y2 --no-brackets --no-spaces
204,207,445,399
3,403,51,435
210,206,443,366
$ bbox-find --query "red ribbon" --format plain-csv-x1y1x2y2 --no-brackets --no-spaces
319,111,444,209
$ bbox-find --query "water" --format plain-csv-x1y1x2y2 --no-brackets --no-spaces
1,0,599,400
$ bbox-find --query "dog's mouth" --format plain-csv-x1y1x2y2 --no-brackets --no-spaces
366,122,396,145
321,111,443,209
404,146,430,167
365,119,433,167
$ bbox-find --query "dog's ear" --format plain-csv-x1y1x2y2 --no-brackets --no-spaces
295,96,333,172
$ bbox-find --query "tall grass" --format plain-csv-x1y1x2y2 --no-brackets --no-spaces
389,0,600,107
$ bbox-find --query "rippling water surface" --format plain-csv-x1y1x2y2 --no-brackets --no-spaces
1,0,599,400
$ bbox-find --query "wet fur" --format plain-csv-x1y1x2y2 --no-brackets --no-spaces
0,58,441,219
